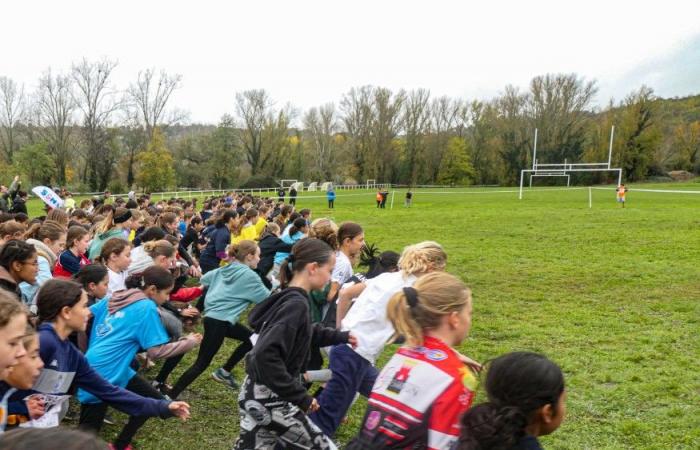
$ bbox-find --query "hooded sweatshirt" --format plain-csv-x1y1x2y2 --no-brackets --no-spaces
19,238,56,305
87,228,126,261
0,265,22,300
246,287,350,411
78,289,197,404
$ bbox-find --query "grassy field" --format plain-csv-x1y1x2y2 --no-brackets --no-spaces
41,183,699,449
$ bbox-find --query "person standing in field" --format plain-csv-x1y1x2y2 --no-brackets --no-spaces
405,190,413,207
327,187,336,209
616,184,628,208
289,186,298,206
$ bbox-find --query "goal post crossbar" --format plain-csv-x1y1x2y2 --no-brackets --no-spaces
519,168,623,199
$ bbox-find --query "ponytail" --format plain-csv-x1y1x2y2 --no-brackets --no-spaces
459,352,565,450
288,217,308,237
308,218,339,250
125,265,174,291
398,241,447,275
142,240,176,259
386,271,470,346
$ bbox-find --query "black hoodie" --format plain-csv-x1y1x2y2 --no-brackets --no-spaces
255,234,293,288
246,287,349,411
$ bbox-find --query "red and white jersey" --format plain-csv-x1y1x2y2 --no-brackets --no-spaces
348,336,477,450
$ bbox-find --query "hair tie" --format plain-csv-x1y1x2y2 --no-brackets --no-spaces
114,209,132,224
403,287,419,308
287,254,295,263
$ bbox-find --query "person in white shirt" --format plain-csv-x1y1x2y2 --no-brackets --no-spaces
309,241,448,437
95,238,132,296
322,223,365,326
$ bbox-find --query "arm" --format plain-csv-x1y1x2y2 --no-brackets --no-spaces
214,230,229,261
311,322,350,348
146,335,199,360
336,282,366,328
75,351,172,418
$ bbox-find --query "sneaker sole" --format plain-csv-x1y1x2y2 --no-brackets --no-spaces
211,372,238,390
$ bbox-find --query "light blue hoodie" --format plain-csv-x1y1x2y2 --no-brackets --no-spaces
202,262,270,325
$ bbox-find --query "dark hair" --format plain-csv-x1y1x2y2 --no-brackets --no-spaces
279,238,334,288
0,240,37,271
138,226,166,243
125,265,174,291
215,210,238,229
189,216,202,227
157,212,178,229
13,212,28,223
288,217,308,237
0,427,109,450
299,208,311,217
338,222,363,246
73,264,109,290
0,212,13,224
361,244,400,279
66,225,89,249
459,352,565,450
245,208,259,221
36,279,84,323
70,209,87,220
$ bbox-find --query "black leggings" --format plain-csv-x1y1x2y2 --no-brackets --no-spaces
170,316,252,399
79,374,163,450
328,199,334,209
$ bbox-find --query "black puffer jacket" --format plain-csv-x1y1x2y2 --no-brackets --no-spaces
255,234,293,288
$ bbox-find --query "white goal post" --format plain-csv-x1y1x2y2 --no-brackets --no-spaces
279,179,298,188
519,127,623,199
366,179,376,189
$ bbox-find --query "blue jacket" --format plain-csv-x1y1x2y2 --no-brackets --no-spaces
14,323,172,421
200,226,231,269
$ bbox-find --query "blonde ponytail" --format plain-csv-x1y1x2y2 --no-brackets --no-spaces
398,241,447,276
387,272,471,346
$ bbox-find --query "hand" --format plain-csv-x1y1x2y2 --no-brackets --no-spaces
456,352,482,373
186,332,203,344
307,398,320,413
180,307,199,318
26,395,45,420
347,332,358,349
188,265,202,277
168,401,191,420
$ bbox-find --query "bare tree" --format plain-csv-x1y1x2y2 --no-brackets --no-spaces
72,58,122,190
303,103,339,180
402,89,431,184
236,89,272,176
371,87,405,182
34,69,76,185
340,86,374,181
426,96,463,182
127,69,183,141
0,76,25,163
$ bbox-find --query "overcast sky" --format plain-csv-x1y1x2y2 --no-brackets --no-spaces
2,0,699,124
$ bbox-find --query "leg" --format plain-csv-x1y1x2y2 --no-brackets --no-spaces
169,316,228,398
310,344,371,437
221,322,253,372
78,401,109,434
112,375,164,450
155,353,185,384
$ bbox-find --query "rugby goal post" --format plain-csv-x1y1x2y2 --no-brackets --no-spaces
279,179,298,188
519,127,623,199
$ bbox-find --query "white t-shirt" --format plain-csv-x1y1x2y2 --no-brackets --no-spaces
331,251,353,286
341,271,417,364
107,268,128,296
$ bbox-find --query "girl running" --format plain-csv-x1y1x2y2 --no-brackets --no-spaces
87,208,132,260
347,272,477,449
459,352,566,450
255,223,292,289
234,238,356,450
168,240,269,398
0,240,38,302
20,220,66,302
18,279,190,441
310,241,449,437
233,208,259,244
54,225,91,278
2,325,45,430
199,210,237,274
77,267,199,449
0,292,28,433
94,238,131,296
323,222,364,327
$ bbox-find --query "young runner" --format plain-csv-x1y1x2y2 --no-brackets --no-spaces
54,226,91,278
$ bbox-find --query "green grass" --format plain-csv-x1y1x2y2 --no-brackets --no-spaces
48,183,700,449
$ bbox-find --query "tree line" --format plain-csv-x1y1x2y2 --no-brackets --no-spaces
1,59,699,193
